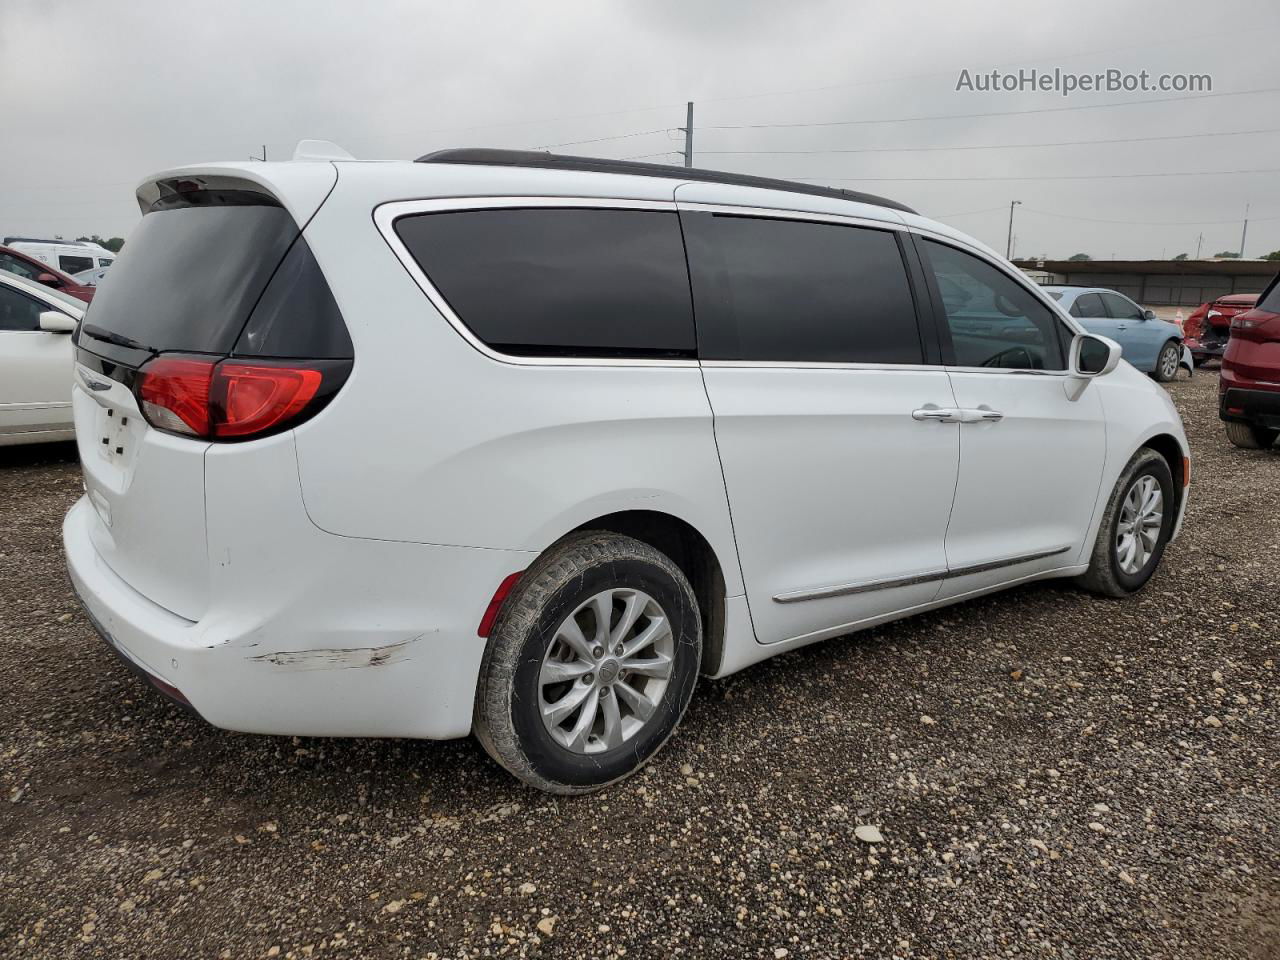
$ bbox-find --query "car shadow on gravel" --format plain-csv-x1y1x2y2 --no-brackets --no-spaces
0,441,77,469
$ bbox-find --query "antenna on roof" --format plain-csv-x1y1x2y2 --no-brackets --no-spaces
292,140,356,162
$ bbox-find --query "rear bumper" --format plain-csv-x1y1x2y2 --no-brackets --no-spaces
65,496,534,739
1188,342,1225,361
1219,386,1280,428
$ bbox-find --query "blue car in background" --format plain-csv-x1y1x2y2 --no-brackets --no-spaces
1043,286,1188,382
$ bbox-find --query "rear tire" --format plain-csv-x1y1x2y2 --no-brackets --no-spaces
1153,341,1180,382
1225,420,1279,449
473,531,701,795
1076,448,1176,598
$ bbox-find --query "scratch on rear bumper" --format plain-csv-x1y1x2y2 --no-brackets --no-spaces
245,634,425,671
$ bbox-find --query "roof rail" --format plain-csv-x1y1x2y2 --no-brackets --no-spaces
416,148,916,215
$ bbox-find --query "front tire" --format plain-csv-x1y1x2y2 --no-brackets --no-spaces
1077,448,1176,598
1154,341,1181,382
473,531,701,794
1225,420,1279,449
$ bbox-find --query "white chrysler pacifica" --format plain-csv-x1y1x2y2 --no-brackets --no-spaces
65,147,1190,793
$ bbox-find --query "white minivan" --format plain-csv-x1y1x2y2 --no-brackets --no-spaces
5,238,115,277
64,149,1189,793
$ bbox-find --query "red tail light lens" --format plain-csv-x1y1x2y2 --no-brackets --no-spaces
137,357,214,436
212,363,322,438
136,356,348,441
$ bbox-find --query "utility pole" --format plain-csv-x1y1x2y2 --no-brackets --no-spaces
681,102,694,168
250,144,266,162
1005,200,1021,259
1239,202,1250,258
1195,232,1203,259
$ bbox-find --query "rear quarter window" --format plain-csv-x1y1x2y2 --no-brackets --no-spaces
393,207,696,359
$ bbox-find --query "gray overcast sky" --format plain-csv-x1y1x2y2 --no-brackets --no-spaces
3,0,1278,260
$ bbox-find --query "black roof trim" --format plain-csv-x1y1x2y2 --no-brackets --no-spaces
415,148,916,215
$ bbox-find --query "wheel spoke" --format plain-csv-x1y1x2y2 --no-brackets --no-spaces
599,691,624,749
540,659,593,684
619,654,673,680
564,688,601,750
614,679,657,721
590,593,614,646
1139,485,1162,517
555,615,595,661
610,590,645,646
542,680,592,726
620,616,670,659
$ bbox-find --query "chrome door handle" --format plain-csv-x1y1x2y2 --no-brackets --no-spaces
912,407,961,422
956,407,1005,423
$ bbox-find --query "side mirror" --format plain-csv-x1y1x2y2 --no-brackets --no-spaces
38,310,77,334
1070,333,1122,378
36,272,60,288
1143,309,1156,321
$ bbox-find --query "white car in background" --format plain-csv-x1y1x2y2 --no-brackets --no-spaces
64,148,1190,794
0,271,83,445
4,238,115,277
72,265,113,288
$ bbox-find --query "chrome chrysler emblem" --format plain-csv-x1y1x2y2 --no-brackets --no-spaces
79,370,112,392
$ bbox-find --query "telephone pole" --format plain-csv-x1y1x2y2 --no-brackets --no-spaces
1005,200,1021,259
681,102,694,168
1239,202,1250,258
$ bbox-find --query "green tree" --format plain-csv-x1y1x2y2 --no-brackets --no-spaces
75,234,126,253
1213,250,1241,259
1067,252,1091,262
1261,250,1280,261
1172,252,1189,261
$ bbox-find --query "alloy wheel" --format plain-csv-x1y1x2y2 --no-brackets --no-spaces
1115,475,1164,575
538,588,675,754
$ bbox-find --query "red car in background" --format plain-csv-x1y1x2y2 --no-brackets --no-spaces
0,245,96,302
1220,276,1280,449
1185,293,1258,365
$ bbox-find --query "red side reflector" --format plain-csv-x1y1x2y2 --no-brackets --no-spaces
478,572,523,638
149,673,192,706
1182,456,1191,487
213,363,322,438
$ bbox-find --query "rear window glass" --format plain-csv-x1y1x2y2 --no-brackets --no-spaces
681,213,923,364
1257,276,1280,313
394,208,696,358
59,255,93,274
83,202,297,355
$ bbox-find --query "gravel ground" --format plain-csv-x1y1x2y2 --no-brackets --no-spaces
1,371,1276,960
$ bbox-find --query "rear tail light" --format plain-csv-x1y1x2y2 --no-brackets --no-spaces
136,355,350,441
1231,312,1273,331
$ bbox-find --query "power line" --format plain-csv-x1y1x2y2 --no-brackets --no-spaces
532,128,673,150
790,166,1280,182
1021,207,1280,227
694,127,1280,156
700,86,1280,132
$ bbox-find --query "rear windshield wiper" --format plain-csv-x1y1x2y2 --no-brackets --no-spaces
80,323,160,356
